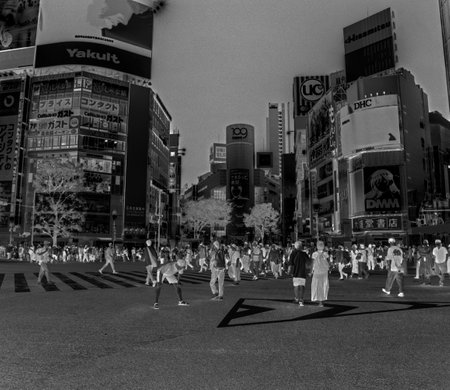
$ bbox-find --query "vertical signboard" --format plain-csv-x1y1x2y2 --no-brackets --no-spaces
124,84,149,232
364,166,402,212
293,75,330,116
35,0,153,79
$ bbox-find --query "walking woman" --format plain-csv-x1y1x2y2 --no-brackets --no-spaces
311,241,330,307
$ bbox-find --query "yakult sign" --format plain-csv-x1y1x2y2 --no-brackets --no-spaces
35,0,154,79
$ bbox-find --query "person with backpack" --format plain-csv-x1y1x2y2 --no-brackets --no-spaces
209,241,226,300
382,238,405,297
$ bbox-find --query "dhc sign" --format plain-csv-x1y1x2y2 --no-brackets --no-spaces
353,98,372,111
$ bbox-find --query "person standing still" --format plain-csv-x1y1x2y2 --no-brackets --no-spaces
99,242,118,275
311,241,330,307
288,241,310,306
210,241,226,300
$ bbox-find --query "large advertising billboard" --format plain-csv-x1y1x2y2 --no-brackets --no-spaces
340,94,401,157
293,75,329,116
35,0,153,79
308,90,336,167
0,0,40,69
364,166,401,212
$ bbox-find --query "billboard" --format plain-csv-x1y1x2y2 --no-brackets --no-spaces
364,166,401,212
256,152,273,169
343,8,395,82
293,75,329,116
210,143,226,164
308,90,336,166
340,94,401,156
0,0,40,69
35,0,153,79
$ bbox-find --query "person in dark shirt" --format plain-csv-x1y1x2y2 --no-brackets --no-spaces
288,241,311,307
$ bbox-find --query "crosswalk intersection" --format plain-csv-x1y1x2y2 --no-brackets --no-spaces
0,269,279,294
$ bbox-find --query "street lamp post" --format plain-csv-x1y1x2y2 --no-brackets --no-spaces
111,210,118,248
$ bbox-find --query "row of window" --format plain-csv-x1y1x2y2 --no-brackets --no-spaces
27,135,126,152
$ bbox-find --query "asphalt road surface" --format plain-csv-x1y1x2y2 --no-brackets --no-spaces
1,261,449,390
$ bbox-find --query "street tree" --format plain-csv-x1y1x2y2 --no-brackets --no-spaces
32,158,87,246
182,198,232,239
243,203,280,242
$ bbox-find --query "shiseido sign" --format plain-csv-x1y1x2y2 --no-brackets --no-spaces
35,42,151,79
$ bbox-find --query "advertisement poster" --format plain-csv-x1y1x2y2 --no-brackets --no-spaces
0,0,40,69
364,166,402,212
293,75,329,116
0,116,17,181
35,0,153,78
340,94,401,156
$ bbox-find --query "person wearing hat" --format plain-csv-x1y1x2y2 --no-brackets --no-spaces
382,238,405,297
416,239,432,284
99,242,118,275
153,257,189,309
142,239,158,286
36,241,55,285
432,239,447,287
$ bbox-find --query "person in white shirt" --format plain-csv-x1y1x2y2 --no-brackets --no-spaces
432,240,447,287
382,238,405,297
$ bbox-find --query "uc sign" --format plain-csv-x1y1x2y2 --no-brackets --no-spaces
353,98,372,111
300,79,325,102
231,127,248,140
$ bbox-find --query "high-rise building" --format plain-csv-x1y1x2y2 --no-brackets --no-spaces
226,123,255,240
266,103,285,176
0,0,173,245
343,7,398,83
439,0,450,112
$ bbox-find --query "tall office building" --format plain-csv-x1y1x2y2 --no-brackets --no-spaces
343,7,398,83
439,0,450,112
0,0,172,245
266,103,285,177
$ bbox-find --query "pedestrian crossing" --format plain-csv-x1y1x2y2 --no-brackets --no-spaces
0,269,284,294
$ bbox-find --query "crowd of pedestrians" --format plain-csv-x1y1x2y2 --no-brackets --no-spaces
2,236,450,307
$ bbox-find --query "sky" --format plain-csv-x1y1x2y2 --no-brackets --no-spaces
151,0,448,187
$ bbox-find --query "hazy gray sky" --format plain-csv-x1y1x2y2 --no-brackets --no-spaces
151,0,448,187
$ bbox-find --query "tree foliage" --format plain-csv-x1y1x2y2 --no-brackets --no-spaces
32,158,87,246
243,203,280,242
182,198,232,239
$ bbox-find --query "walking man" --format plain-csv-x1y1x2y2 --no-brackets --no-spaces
153,258,189,309
432,239,447,287
143,239,158,286
36,241,54,285
382,238,405,297
287,240,310,307
210,240,226,300
417,239,432,284
99,242,118,275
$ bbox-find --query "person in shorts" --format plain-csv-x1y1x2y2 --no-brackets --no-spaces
143,239,158,286
287,240,310,307
153,258,189,309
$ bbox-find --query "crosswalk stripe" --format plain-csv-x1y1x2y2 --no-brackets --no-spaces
33,273,60,291
86,272,137,288
69,272,113,289
111,272,147,284
52,272,88,290
14,273,30,293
